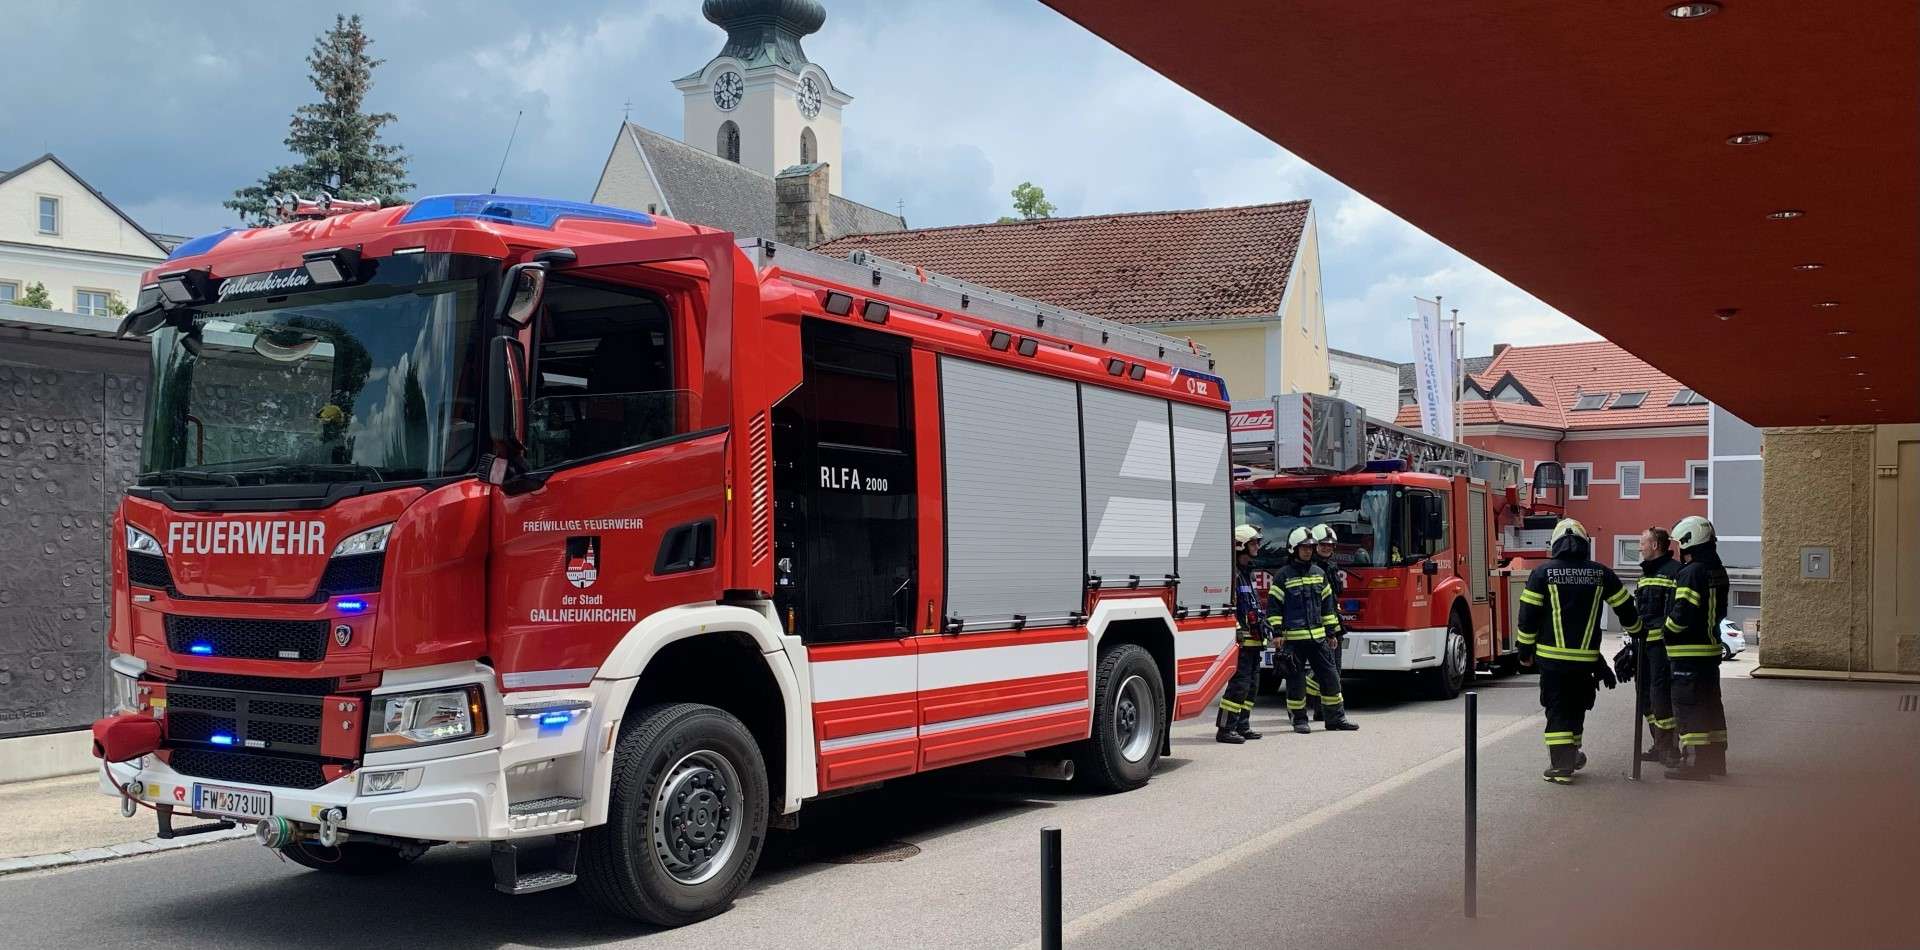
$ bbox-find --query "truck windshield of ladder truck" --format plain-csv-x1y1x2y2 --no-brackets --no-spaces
138,259,490,491
1234,485,1402,572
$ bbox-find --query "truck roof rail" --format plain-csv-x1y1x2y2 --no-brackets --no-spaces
739,239,1216,375
1231,392,1521,490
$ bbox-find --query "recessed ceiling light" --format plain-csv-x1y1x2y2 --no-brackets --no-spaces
1844,354,1860,359
1830,329,1851,336
1768,210,1805,220
1726,132,1772,145
1816,301,1842,308
1855,372,1868,377
1715,308,1739,321
1666,2,1721,18
1794,262,1825,270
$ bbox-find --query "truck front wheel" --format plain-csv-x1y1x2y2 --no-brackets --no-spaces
1419,609,1473,700
580,703,769,927
1072,643,1165,792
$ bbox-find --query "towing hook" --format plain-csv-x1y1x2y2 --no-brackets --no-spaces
119,782,142,818
316,807,347,848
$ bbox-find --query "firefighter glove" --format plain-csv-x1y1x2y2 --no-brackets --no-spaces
1594,660,1617,690
1612,642,1636,683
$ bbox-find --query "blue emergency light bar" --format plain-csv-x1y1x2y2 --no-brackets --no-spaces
336,599,367,614
188,643,214,655
1364,459,1410,473
210,734,234,746
399,194,655,231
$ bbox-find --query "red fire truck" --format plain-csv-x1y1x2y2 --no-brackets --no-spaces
1229,393,1540,699
93,195,1240,924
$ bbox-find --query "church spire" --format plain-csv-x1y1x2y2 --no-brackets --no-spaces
701,0,826,70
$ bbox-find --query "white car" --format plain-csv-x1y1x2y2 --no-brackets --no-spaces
1616,620,1746,661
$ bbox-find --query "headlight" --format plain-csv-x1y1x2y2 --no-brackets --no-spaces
125,525,162,556
367,686,486,751
332,523,394,558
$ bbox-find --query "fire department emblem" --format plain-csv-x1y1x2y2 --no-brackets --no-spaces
565,536,600,589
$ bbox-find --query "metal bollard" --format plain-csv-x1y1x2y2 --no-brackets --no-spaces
1041,827,1063,950
1464,690,1478,919
1630,639,1648,781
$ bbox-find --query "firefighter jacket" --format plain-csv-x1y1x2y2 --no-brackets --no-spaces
1517,548,1642,664
1266,559,1338,641
1633,554,1681,643
1312,554,1345,634
1233,563,1268,647
1662,544,1730,660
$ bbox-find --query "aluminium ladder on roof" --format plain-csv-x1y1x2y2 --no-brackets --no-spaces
737,239,1217,375
1230,392,1521,491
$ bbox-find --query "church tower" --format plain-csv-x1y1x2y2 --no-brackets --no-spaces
673,0,850,195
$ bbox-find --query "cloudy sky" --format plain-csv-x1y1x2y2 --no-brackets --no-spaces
4,0,1593,361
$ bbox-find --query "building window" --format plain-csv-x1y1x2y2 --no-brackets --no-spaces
1610,391,1647,409
0,281,17,303
74,289,112,317
1571,392,1608,411
1689,462,1710,499
1615,536,1639,568
1734,590,1761,608
1617,461,1643,499
37,196,60,235
800,126,817,165
1567,463,1591,500
1670,388,1708,406
718,121,741,163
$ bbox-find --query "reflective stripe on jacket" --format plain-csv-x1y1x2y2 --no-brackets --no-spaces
1517,555,1641,663
1266,560,1335,640
1633,554,1681,643
1662,545,1730,659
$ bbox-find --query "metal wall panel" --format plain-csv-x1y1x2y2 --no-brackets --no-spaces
1467,488,1489,602
1170,402,1232,611
1081,385,1175,584
939,358,1084,629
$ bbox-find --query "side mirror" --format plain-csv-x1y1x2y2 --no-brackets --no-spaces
495,263,549,327
1424,502,1444,544
487,336,527,473
1422,559,1439,576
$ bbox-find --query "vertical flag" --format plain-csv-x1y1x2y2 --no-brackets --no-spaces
1411,296,1455,436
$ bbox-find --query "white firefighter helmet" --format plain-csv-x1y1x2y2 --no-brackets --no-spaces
1234,524,1261,546
1311,523,1337,544
1550,518,1590,544
1288,526,1315,549
1671,515,1715,550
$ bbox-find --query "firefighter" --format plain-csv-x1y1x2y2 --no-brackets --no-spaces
1629,526,1682,767
1305,523,1345,721
1269,527,1359,734
1661,515,1732,780
1216,524,1267,743
1517,519,1636,784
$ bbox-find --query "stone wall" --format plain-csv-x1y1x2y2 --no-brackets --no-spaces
0,336,145,738
1757,426,1874,671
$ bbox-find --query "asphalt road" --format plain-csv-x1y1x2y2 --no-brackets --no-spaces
4,657,1914,950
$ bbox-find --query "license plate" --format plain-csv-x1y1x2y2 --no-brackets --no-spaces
1260,649,1275,669
193,783,273,820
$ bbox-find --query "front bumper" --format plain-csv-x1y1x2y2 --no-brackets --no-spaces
1337,627,1447,673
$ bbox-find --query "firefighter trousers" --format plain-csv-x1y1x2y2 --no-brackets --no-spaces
1539,661,1597,769
1305,632,1343,715
1636,640,1675,751
1670,657,1728,758
1216,644,1263,734
1284,638,1344,721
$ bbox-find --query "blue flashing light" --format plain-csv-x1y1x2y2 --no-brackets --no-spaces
1363,459,1410,473
538,712,574,728
209,734,234,746
188,642,214,655
336,599,367,614
1172,368,1230,400
398,194,656,231
164,228,239,261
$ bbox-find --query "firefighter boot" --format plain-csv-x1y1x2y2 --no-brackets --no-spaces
1237,727,1264,740
1542,745,1577,785
1664,748,1713,781
1572,748,1589,772
1215,728,1246,745
1291,710,1312,735
1701,745,1727,776
1323,709,1360,731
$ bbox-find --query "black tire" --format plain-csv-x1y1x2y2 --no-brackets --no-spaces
1073,643,1165,793
278,840,422,875
1721,643,1736,662
1419,609,1473,700
579,703,769,927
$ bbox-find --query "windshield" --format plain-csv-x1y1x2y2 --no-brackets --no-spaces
141,280,484,486
1235,485,1398,570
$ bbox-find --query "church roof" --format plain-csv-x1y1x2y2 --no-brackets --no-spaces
615,123,903,242
679,0,827,78
811,200,1313,325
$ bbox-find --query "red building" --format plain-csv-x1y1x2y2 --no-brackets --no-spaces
1396,341,1708,571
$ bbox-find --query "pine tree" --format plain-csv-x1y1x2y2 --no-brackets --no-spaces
225,14,412,225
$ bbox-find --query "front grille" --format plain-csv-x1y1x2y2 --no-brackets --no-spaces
127,552,174,589
165,615,329,662
163,686,326,755
172,670,337,694
318,552,385,594
167,748,330,790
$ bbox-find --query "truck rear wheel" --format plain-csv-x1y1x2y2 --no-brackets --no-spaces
278,840,422,874
580,703,769,927
1073,643,1165,792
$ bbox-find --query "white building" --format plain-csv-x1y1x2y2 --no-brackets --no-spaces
1327,347,1402,420
0,154,174,319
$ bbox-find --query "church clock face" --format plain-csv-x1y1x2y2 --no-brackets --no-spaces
797,75,822,119
713,71,744,111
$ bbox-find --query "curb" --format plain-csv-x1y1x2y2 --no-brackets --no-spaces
0,825,253,876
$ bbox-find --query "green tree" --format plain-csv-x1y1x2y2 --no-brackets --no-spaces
16,282,53,309
107,292,129,318
225,14,412,225
997,181,1058,223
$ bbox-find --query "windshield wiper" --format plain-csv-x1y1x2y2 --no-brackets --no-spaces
238,463,387,484
139,469,241,487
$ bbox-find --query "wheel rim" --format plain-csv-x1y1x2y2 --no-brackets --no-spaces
1445,622,1467,690
650,749,744,886
1113,673,1156,763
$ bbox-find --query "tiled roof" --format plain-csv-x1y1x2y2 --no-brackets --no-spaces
1398,354,1497,394
625,124,904,242
810,200,1311,325
1395,339,1707,431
